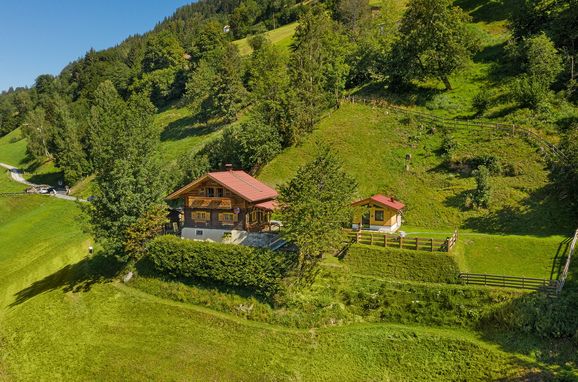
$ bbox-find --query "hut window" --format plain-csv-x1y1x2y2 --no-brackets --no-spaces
193,211,209,221
216,187,224,197
374,210,384,222
219,213,236,223
206,187,215,197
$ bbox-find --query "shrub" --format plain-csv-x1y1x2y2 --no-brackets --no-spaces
147,235,297,298
343,244,460,283
470,165,491,209
483,287,578,339
472,91,492,115
440,133,459,160
467,154,503,175
509,74,551,108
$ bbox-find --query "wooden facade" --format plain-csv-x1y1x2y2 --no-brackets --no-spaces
352,194,404,233
167,170,278,233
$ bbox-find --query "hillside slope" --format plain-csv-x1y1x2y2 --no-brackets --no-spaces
259,102,573,234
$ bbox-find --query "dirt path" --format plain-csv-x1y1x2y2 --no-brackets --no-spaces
0,162,85,202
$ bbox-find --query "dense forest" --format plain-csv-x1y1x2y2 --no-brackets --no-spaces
0,0,577,248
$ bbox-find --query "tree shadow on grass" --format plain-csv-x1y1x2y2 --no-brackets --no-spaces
352,82,442,108
9,252,123,307
460,184,575,236
26,171,63,186
550,237,572,281
454,0,517,23
160,116,224,142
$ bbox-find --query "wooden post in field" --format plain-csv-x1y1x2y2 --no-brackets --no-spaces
430,238,434,252
416,237,419,251
370,233,374,246
384,234,388,248
399,236,403,249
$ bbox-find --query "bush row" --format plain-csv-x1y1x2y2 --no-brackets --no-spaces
343,244,460,283
147,235,297,298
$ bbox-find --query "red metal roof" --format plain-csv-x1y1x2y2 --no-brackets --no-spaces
166,170,278,202
352,194,405,211
208,171,278,202
254,200,278,211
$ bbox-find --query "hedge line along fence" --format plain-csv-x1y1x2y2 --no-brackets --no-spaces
343,95,567,163
147,235,297,298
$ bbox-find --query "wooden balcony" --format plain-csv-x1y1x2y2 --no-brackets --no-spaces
186,196,233,209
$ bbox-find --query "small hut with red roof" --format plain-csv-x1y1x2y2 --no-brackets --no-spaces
351,194,404,233
166,166,278,239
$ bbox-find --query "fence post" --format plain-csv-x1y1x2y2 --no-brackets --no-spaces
399,236,403,249
384,235,388,248
416,237,419,251
356,231,361,243
370,233,374,246
430,238,434,252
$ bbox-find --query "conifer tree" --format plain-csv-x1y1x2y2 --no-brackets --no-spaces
290,9,350,135
278,144,357,270
85,81,166,260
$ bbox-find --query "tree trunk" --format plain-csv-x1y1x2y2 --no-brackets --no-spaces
442,76,453,91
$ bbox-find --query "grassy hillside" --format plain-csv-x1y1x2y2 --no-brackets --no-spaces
0,128,27,166
155,105,224,164
0,193,538,381
259,102,572,234
0,104,224,197
0,187,575,379
1,281,530,381
233,22,298,56
0,196,90,311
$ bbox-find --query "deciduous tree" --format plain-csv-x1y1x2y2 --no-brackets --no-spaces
389,0,479,90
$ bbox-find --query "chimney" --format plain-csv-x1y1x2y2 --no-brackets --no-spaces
225,164,233,172
390,197,394,202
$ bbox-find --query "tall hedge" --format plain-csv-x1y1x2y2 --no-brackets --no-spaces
147,235,297,297
344,244,460,283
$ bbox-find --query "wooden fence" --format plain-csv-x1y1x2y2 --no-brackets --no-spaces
346,229,458,253
343,95,567,163
460,229,578,295
0,192,26,197
556,229,578,294
459,273,558,294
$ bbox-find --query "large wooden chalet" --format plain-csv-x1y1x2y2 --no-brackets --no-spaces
166,168,278,234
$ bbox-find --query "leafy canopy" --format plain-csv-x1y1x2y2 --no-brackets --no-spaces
390,0,479,90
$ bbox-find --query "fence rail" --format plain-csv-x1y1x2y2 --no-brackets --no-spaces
460,229,578,295
343,95,567,162
459,273,558,293
346,229,458,253
556,229,578,293
0,192,26,197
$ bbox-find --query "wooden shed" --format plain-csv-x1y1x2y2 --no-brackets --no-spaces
352,194,404,233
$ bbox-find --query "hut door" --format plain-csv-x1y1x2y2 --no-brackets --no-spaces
362,211,370,229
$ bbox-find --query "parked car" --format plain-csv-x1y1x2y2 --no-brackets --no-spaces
37,185,56,195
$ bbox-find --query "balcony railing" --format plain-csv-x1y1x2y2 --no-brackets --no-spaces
186,196,233,209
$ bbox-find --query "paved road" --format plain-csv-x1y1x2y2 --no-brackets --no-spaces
0,162,86,202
